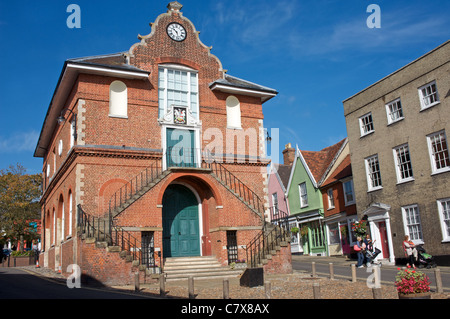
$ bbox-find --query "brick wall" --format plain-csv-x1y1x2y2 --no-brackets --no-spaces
263,244,293,275
343,41,450,260
37,4,289,282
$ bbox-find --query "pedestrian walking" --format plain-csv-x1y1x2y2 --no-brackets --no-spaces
354,236,364,268
364,234,375,267
402,235,417,268
32,240,40,267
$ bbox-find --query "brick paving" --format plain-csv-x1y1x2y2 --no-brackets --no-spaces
20,265,449,299
141,272,450,299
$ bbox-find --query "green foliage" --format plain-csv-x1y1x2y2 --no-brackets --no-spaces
395,267,431,294
0,164,42,247
11,250,35,257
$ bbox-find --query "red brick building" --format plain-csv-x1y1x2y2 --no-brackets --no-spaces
33,2,290,285
320,151,358,257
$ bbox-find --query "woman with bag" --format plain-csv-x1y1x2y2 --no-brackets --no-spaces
354,236,365,268
403,235,418,269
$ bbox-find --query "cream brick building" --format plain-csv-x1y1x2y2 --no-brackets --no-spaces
343,41,450,265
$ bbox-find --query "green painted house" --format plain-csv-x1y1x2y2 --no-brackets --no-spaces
284,139,346,255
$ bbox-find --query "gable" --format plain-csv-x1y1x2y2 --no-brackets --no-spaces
126,3,224,82
322,154,352,188
34,2,277,159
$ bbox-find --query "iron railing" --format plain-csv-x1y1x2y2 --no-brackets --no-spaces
268,206,290,231
108,159,163,217
202,160,264,218
110,224,142,264
77,205,156,268
245,208,291,268
79,147,274,270
77,204,110,242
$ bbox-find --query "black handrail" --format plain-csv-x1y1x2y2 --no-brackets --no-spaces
245,208,291,268
80,147,275,270
77,205,154,267
108,159,163,217
202,160,264,218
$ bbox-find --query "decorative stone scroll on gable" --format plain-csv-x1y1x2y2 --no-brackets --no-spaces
157,104,202,127
167,1,183,12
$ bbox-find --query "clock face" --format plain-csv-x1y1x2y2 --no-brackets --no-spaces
167,23,186,42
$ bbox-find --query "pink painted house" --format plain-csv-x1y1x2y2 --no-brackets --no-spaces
267,144,295,221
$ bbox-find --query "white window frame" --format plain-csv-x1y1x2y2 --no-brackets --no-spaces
426,130,450,175
393,143,414,184
359,112,374,137
327,188,334,209
158,64,199,120
299,182,308,208
342,179,355,206
418,80,439,110
365,154,382,192
271,192,279,217
401,204,424,244
437,198,450,242
385,98,404,125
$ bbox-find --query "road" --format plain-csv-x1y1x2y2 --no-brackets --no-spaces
291,255,450,292
0,267,154,299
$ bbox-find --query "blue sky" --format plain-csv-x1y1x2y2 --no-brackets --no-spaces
0,0,449,174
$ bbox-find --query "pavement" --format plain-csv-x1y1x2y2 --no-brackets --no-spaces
291,254,450,273
12,254,450,299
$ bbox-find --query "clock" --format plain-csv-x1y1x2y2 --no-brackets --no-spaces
167,23,186,42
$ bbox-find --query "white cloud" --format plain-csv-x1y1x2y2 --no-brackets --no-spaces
0,130,39,153
288,9,449,58
209,0,298,51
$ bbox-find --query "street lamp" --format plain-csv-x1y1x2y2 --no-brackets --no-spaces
57,108,77,141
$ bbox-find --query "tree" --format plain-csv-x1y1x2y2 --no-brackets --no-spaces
0,164,42,250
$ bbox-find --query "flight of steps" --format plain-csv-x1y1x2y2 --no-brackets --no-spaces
163,256,245,282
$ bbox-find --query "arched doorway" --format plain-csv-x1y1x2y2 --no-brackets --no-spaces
162,184,201,257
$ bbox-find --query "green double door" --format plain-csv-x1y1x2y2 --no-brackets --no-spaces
162,184,200,257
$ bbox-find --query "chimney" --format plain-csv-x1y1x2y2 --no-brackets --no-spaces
282,143,295,166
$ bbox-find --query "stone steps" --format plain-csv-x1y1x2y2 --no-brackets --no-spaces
163,256,244,281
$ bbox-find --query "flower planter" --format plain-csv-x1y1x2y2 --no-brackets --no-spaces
395,267,431,298
398,292,431,299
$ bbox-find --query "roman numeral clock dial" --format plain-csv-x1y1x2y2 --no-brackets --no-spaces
167,23,186,42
